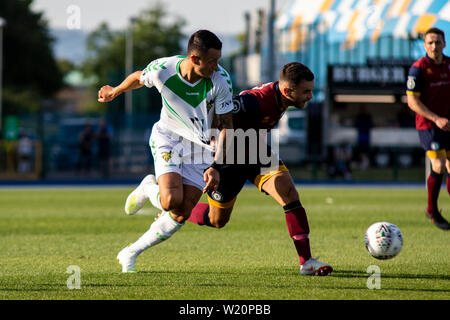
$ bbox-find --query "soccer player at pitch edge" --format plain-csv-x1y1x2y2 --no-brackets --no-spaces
122,50,333,275
406,27,450,231
98,30,235,272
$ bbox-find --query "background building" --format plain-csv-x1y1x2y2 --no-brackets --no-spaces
233,0,450,180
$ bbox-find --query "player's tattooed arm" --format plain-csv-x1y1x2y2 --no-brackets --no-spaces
214,111,233,164
203,112,233,193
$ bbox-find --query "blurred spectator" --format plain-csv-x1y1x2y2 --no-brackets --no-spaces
327,144,352,180
397,108,414,128
17,133,33,173
76,123,94,174
97,118,111,178
354,106,373,170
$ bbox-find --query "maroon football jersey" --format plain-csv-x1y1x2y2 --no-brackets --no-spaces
233,81,288,130
406,55,450,130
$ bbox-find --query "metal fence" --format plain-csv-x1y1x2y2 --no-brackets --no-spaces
0,110,426,183
0,112,159,181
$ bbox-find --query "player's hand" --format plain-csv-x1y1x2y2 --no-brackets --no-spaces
203,167,220,193
435,117,450,131
98,85,116,103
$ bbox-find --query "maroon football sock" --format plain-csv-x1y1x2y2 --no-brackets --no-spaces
187,202,211,226
284,202,311,265
427,171,443,214
447,175,450,196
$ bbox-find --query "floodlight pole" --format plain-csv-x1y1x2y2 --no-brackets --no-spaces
0,18,6,134
125,17,136,123
267,0,276,82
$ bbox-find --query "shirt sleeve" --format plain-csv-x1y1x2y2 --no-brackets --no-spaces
213,67,234,115
406,65,423,96
140,59,159,88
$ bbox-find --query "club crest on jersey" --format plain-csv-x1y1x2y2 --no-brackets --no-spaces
431,142,440,151
161,151,173,162
212,191,223,201
407,76,416,90
206,100,214,113
232,99,242,113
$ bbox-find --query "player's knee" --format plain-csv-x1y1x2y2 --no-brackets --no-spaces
209,217,229,229
208,211,231,229
284,184,299,203
431,158,446,174
272,174,299,203
160,193,183,211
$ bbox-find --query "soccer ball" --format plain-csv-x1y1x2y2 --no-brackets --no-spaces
364,222,403,260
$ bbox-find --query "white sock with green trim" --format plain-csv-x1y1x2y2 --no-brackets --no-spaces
127,212,184,255
143,183,163,211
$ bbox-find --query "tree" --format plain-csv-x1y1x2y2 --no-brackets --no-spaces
0,0,63,114
82,3,186,113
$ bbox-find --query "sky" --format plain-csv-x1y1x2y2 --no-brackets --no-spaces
31,0,291,34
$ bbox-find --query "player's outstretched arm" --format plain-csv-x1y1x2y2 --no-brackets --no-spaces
98,71,144,103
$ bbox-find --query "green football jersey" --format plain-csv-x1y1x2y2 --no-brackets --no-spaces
141,55,233,148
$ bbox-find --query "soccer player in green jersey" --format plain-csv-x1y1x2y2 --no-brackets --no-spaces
98,30,234,272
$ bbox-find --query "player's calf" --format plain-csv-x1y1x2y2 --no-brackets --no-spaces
188,202,232,228
284,201,311,265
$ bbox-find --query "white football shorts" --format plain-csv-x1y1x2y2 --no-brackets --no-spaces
149,121,213,191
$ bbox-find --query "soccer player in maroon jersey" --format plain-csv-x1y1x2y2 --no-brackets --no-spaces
407,27,450,230
187,62,333,275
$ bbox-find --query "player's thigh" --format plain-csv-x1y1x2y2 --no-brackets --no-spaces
261,171,299,207
205,164,247,227
157,172,184,210
429,156,446,173
171,184,203,222
419,128,447,173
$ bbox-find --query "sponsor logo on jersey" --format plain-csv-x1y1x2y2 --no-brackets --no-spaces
219,100,232,112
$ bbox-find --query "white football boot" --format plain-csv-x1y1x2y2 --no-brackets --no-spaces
116,245,137,273
300,257,333,276
124,174,157,215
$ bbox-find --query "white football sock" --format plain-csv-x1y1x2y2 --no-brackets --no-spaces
143,183,163,211
127,212,184,255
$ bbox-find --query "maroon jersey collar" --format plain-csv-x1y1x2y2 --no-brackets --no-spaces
274,81,284,111
425,54,449,66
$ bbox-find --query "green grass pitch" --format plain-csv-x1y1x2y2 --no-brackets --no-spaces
0,186,448,300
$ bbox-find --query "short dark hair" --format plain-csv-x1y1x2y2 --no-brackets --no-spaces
187,30,222,56
424,27,446,42
279,62,314,87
